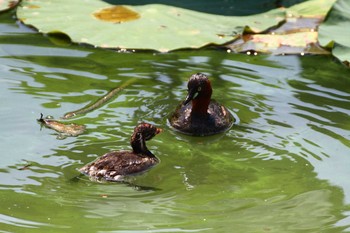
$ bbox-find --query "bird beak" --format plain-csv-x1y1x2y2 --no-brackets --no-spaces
156,128,163,134
183,88,197,105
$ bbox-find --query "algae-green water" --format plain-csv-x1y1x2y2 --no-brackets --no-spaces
1,10,350,233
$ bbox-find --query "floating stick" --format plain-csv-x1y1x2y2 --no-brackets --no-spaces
62,78,137,119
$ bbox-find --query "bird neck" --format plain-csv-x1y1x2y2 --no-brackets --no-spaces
131,132,154,156
191,85,212,115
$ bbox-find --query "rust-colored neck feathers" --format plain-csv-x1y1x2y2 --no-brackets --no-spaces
191,81,212,116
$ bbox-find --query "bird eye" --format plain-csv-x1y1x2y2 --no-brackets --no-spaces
197,87,202,92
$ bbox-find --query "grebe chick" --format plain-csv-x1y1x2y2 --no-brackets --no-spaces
169,73,235,136
79,123,162,181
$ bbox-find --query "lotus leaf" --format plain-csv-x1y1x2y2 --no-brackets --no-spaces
228,31,327,55
284,0,336,17
226,0,336,55
0,0,19,12
16,0,336,52
318,0,350,65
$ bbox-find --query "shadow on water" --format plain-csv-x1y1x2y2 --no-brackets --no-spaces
69,173,162,192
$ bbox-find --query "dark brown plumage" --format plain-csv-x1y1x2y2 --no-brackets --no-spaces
169,73,235,136
79,123,162,181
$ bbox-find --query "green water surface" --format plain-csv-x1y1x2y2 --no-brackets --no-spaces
1,9,350,233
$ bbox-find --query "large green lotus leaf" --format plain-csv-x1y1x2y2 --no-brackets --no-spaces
318,0,350,65
16,0,284,52
16,0,335,52
0,0,19,12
